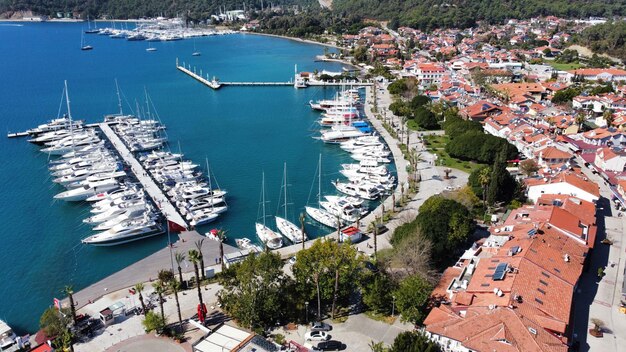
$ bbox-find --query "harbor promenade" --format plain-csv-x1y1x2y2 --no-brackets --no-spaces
72,230,237,310
276,84,468,258
98,122,188,229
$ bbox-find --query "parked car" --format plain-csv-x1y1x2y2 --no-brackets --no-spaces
305,330,330,341
311,321,332,332
288,256,297,265
314,340,344,351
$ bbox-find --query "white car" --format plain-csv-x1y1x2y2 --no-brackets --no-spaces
305,330,330,341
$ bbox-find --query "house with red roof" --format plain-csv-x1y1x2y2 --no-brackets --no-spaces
525,171,600,203
568,68,626,82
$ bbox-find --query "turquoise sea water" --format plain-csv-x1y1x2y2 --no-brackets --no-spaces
0,22,393,333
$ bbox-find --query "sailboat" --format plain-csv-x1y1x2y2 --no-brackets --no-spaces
81,32,93,51
305,154,343,229
275,163,306,244
192,37,201,56
146,41,157,52
85,17,99,34
256,172,283,250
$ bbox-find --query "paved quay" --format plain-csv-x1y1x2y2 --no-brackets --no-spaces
71,230,237,311
98,122,188,229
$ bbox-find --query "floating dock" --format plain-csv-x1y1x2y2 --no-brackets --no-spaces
98,122,189,229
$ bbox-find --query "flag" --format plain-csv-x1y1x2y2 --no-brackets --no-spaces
168,220,187,233
53,298,61,310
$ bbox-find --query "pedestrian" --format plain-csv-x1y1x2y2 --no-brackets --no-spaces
215,258,219,264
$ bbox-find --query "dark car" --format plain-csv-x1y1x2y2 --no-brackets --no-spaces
315,340,344,351
311,321,332,332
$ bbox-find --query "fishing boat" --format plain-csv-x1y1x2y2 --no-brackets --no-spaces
275,163,306,244
256,172,283,249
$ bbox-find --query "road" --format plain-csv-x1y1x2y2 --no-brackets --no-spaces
571,156,626,352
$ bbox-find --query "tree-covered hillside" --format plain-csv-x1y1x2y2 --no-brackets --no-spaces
576,21,626,62
0,0,318,19
331,0,626,30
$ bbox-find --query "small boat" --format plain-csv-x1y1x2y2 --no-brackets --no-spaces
0,319,17,350
192,37,201,56
235,237,262,252
146,47,157,52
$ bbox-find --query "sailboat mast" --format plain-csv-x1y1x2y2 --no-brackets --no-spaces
64,80,75,150
283,162,288,219
206,157,213,210
262,172,266,226
318,154,321,207
115,78,123,116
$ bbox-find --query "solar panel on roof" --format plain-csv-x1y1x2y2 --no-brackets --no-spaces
527,228,537,236
492,263,508,281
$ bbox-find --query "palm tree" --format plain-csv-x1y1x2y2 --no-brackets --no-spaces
478,167,491,206
575,110,586,129
174,252,186,287
300,212,306,251
188,249,204,310
215,229,227,272
64,285,77,325
604,108,615,127
169,280,184,332
195,239,206,280
135,282,147,315
152,280,166,320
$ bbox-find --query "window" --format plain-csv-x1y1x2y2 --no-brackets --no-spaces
541,271,550,278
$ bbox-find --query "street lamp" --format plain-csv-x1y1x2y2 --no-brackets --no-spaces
305,301,309,323
392,295,396,317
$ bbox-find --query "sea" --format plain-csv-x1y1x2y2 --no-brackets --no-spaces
0,22,393,333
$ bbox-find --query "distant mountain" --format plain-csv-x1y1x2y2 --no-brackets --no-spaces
331,0,626,30
0,0,318,20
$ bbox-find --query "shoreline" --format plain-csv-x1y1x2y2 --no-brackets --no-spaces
243,32,360,69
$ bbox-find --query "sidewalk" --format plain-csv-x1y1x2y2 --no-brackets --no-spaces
571,159,626,352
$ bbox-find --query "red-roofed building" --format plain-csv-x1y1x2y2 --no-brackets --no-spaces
568,68,626,82
460,100,506,122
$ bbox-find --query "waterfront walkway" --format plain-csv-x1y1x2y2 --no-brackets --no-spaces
72,230,237,310
98,123,188,229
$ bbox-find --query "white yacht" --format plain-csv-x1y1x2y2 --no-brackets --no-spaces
235,237,263,252
82,218,164,246
54,179,119,201
93,207,155,231
274,163,305,244
305,206,342,229
83,198,147,224
332,180,381,200
320,201,363,223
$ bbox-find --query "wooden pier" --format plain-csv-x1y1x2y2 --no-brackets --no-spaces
98,122,189,229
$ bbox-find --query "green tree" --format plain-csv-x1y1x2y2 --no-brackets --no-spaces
487,152,518,205
414,106,439,130
39,307,70,338
169,279,184,332
292,239,362,320
174,252,186,287
188,249,204,310
142,311,167,333
409,95,430,109
390,331,442,352
135,282,147,315
362,271,397,315
218,251,288,332
393,274,432,324
388,79,408,95
152,280,166,320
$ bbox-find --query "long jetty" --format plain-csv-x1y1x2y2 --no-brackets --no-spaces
176,60,372,90
98,122,188,229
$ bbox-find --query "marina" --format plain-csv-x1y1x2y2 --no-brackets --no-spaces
0,23,373,332
98,122,188,229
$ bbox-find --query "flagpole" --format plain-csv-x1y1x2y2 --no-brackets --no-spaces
168,222,175,273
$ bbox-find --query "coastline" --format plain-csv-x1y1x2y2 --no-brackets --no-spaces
244,31,361,69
